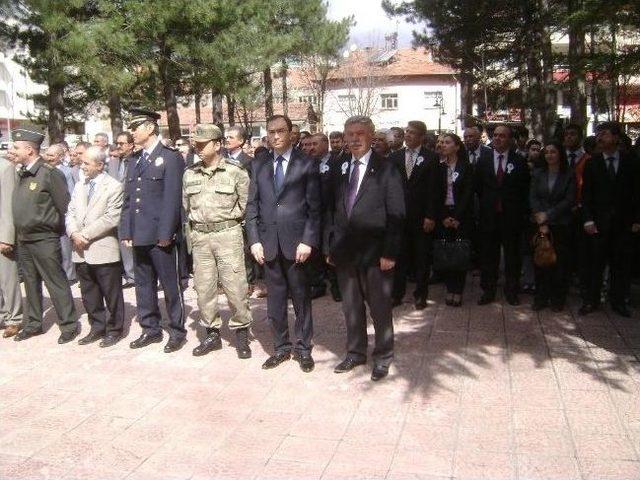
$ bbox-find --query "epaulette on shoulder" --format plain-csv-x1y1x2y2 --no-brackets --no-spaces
224,156,242,168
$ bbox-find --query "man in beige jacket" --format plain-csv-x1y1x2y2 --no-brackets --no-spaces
66,146,125,347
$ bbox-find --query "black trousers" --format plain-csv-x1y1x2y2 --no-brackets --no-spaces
437,216,469,295
480,215,523,296
567,208,589,296
584,225,634,306
393,226,431,301
76,261,125,335
534,224,570,306
336,263,394,367
133,244,186,341
18,237,78,334
263,248,313,354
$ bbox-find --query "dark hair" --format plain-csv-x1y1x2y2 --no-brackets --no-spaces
443,132,468,165
266,114,292,132
563,123,584,141
254,146,268,156
116,131,134,144
493,124,513,138
389,126,404,136
543,141,568,173
226,125,247,143
329,131,343,139
516,126,529,138
595,121,622,136
526,139,542,150
407,120,427,136
76,141,91,149
583,135,597,155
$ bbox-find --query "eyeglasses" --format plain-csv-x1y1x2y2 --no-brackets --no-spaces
115,142,130,146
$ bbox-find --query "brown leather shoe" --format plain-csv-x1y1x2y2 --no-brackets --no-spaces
3,324,20,338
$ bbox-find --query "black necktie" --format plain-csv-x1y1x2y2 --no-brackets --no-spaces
274,155,285,192
607,156,616,179
569,153,576,168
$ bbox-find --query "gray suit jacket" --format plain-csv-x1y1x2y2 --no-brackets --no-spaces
529,168,576,225
0,158,17,245
66,173,123,264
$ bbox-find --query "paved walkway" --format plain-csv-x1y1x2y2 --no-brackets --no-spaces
1,276,639,480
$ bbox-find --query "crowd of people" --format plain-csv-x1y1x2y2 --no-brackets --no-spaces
0,109,639,382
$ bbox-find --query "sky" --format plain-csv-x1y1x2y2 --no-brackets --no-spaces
326,0,420,50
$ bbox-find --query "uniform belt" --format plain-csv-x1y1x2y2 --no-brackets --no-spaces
191,219,240,233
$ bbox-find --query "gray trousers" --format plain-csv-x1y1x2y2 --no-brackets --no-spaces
120,243,135,282
60,235,76,281
0,251,22,326
336,263,394,367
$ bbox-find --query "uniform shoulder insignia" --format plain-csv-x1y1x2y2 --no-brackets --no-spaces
188,161,203,171
224,156,242,168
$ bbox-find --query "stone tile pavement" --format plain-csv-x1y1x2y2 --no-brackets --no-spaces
1,275,640,479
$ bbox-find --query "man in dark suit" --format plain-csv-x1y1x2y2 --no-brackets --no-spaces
580,121,640,317
475,124,530,305
390,120,438,309
325,116,405,381
245,114,321,372
119,108,186,353
225,126,253,171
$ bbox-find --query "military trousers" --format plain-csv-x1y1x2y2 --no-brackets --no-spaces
0,250,23,326
191,224,252,331
17,237,78,334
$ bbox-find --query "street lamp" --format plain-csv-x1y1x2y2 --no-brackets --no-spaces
433,94,446,134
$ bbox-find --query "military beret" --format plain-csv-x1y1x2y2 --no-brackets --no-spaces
127,107,161,129
11,128,45,145
192,124,223,142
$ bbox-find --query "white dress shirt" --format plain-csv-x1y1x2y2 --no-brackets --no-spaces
273,147,293,176
349,149,372,195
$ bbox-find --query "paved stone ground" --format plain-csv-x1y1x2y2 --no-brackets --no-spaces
1,275,640,480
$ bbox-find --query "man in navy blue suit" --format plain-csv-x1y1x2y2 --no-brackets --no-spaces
119,108,186,353
245,114,321,372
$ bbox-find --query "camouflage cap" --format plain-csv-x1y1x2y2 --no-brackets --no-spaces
192,124,223,142
11,128,45,145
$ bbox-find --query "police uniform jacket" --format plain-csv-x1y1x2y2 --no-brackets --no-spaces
183,156,249,224
13,158,70,242
119,141,185,246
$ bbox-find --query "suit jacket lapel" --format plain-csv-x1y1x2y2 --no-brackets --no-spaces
352,154,378,209
278,151,296,198
140,142,163,175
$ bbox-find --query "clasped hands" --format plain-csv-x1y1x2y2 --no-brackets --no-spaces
251,242,312,265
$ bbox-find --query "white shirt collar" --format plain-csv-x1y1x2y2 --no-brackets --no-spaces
229,148,241,159
603,150,619,162
25,159,39,171
319,152,331,165
86,171,106,185
143,138,161,158
351,149,372,167
273,147,293,163
566,147,585,158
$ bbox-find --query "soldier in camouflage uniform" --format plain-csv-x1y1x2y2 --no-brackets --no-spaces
183,124,252,359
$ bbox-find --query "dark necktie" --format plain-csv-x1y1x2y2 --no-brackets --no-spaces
496,154,505,184
137,151,149,176
18,166,27,178
607,156,616,179
346,160,361,216
274,155,285,193
470,151,477,165
569,152,577,168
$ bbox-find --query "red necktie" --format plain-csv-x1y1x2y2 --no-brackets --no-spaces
496,154,504,212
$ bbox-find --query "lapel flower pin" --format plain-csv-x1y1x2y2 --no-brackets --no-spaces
320,163,329,174
452,171,459,182
415,156,424,166
341,161,349,175
506,163,514,174
155,157,164,167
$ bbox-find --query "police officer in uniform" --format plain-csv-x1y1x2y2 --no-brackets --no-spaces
183,124,252,358
10,128,80,343
119,108,186,353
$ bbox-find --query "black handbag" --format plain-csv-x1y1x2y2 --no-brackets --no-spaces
432,236,471,272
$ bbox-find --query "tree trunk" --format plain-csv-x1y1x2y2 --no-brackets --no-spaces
459,69,474,125
47,76,65,143
568,0,587,130
281,61,288,117
589,27,599,124
226,95,236,126
211,88,223,128
158,39,181,141
540,4,557,142
107,93,123,138
194,86,201,124
263,66,273,118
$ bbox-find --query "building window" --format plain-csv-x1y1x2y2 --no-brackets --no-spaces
380,93,398,110
424,91,443,109
299,95,318,106
338,94,355,106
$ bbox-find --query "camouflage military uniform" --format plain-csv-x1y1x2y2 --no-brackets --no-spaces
183,156,252,331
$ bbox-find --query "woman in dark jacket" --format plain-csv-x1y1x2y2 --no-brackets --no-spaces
529,141,576,311
433,133,474,306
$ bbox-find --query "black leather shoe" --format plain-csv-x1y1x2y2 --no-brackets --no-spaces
78,330,105,345
235,328,251,359
477,293,495,305
505,294,520,306
193,329,222,357
262,351,291,369
58,326,80,344
164,338,185,353
129,332,163,349
612,304,632,318
99,335,121,348
294,353,315,373
414,298,427,310
578,303,597,316
371,365,389,381
334,357,366,373
14,328,44,342
330,286,342,302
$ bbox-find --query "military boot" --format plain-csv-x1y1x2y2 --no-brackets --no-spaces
235,327,251,359
192,328,222,356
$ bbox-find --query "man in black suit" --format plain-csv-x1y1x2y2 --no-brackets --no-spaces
325,116,405,381
390,120,438,309
246,114,321,372
475,124,530,305
463,125,492,167
580,121,640,317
